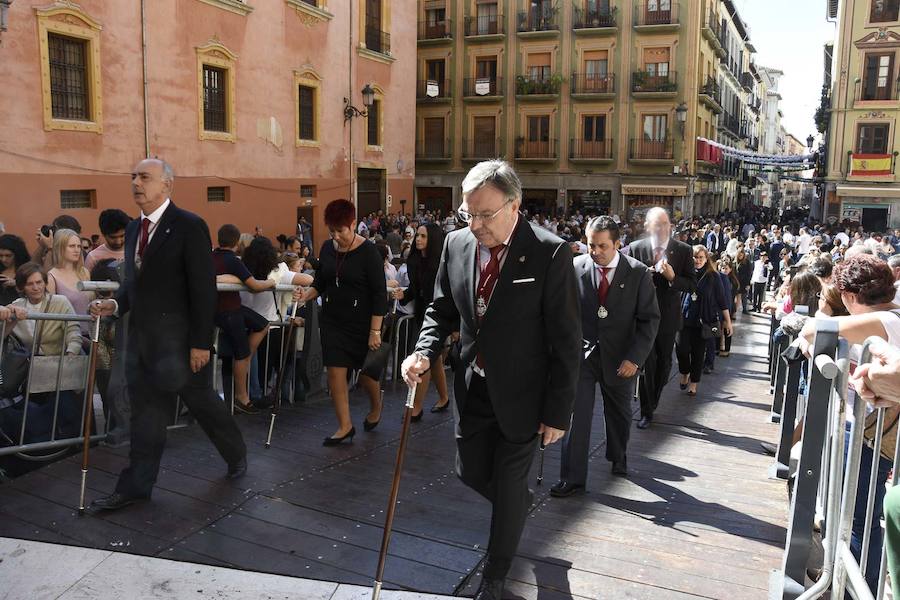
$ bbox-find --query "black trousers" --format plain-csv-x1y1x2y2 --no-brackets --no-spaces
639,328,677,419
456,372,538,580
676,325,706,383
752,282,766,310
560,352,633,485
116,358,247,499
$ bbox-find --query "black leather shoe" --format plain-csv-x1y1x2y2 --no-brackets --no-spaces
410,410,423,423
430,400,450,413
637,416,652,429
612,458,628,476
363,418,380,432
473,577,505,600
89,492,144,512
550,480,585,498
226,457,247,479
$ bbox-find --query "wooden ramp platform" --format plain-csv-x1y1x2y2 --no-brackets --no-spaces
0,310,786,599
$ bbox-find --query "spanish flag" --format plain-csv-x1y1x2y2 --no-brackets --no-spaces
850,153,892,176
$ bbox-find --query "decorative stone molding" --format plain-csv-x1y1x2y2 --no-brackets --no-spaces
286,0,333,25
196,40,238,142
195,0,253,17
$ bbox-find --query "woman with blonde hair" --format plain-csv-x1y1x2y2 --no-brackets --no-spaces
46,228,93,334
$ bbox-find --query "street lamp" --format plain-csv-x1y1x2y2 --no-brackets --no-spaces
675,103,688,140
806,134,815,151
343,83,375,122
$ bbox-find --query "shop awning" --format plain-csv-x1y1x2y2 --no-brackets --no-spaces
621,184,687,196
836,185,900,199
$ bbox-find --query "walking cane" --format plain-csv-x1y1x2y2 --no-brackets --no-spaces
536,441,546,486
78,315,101,515
372,382,417,600
265,298,301,449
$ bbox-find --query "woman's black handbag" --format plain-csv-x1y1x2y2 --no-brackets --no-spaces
361,341,392,381
0,335,30,399
700,321,720,340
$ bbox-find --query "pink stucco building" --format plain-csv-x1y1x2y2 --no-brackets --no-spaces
0,0,416,249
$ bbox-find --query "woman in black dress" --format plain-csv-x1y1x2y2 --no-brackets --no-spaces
391,223,448,420
301,200,387,445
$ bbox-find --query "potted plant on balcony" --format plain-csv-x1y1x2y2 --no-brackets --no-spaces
632,70,648,92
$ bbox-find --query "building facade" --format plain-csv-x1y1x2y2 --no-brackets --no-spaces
825,0,900,231
414,0,769,221
0,0,416,248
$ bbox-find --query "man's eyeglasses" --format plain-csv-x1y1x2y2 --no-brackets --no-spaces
457,200,512,225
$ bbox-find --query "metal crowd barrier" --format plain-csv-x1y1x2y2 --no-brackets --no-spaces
0,313,105,460
771,318,900,599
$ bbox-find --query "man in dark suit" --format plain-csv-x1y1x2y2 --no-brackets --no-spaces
625,207,696,429
89,158,247,511
551,217,659,496
401,161,581,600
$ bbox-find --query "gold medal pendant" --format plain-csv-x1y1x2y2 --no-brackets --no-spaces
476,296,488,317
597,306,609,319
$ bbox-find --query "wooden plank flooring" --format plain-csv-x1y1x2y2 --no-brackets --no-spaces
0,310,785,598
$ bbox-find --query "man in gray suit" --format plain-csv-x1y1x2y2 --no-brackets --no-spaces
552,216,660,496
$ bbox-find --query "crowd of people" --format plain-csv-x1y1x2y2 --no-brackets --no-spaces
1,157,900,599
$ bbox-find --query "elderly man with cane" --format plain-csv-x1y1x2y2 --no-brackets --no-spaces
401,160,581,600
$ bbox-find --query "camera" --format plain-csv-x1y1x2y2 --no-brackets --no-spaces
40,224,56,238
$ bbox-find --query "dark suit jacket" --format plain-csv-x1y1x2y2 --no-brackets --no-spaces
574,252,660,383
625,237,696,335
415,217,582,440
116,201,217,392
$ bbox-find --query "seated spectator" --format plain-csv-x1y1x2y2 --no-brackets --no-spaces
212,225,276,414
46,229,94,338
0,234,30,306
85,209,130,272
1,263,83,443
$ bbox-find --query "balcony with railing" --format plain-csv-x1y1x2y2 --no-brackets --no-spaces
571,72,615,96
719,112,741,138
417,19,452,42
462,137,503,160
365,25,391,55
739,118,753,140
515,137,558,160
573,5,617,31
570,138,614,161
416,79,452,101
464,14,505,37
633,1,679,29
631,70,677,96
515,73,563,97
463,77,504,99
698,77,722,113
516,8,559,34
702,11,726,57
629,137,673,161
416,138,451,161
854,78,900,103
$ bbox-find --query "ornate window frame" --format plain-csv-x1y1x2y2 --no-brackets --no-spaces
286,0,333,24
294,68,322,147
366,84,386,152
196,40,238,142
36,3,104,133
195,0,254,17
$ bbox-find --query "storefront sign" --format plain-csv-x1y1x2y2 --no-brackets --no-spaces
841,206,861,221
621,184,687,196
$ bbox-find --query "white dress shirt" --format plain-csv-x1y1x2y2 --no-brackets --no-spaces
592,251,620,290
135,197,171,260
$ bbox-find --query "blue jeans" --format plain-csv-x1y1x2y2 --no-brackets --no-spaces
845,428,892,593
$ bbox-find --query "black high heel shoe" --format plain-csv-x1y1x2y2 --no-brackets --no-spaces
430,400,450,413
323,427,355,446
363,418,380,432
410,410,423,423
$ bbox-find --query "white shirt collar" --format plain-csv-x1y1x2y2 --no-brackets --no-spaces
594,251,621,271
142,198,171,224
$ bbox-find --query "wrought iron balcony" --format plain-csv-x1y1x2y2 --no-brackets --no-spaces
516,73,562,95
515,137,558,160
631,70,677,94
416,138,451,160
365,25,391,55
417,19,452,41
571,72,615,95
416,79,452,100
573,6,617,29
570,138,614,160
463,77,503,98
633,1,678,27
462,137,502,160
629,137,673,160
516,8,559,33
464,14,504,36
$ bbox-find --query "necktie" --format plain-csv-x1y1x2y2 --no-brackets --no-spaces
138,218,151,259
475,244,505,369
597,266,611,306
654,246,665,264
